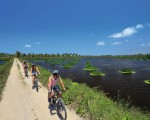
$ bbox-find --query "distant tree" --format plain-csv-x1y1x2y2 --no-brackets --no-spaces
15,51,21,57
22,53,27,58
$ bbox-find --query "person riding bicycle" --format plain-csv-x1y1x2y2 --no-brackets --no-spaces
22,60,29,75
31,64,41,87
48,70,65,102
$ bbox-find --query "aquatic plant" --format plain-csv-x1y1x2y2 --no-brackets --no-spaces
84,61,106,76
144,80,150,85
119,68,136,74
89,71,106,76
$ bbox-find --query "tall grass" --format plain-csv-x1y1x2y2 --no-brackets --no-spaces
37,65,150,120
62,79,150,120
0,58,13,100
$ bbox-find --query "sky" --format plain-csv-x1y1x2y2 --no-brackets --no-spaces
0,0,150,55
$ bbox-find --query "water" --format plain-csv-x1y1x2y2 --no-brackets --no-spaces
0,61,4,65
32,58,150,109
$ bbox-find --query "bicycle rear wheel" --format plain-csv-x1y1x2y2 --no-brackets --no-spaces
25,69,28,78
57,98,67,120
36,80,38,92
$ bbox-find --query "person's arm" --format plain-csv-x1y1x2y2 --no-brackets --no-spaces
48,76,52,92
36,67,41,75
59,77,65,90
31,68,32,74
27,63,30,68
22,63,24,67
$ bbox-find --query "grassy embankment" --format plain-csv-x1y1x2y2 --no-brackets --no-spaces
0,58,13,101
36,64,150,120
84,61,106,77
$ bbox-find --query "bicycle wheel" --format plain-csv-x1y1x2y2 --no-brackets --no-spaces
25,71,28,78
57,98,67,120
36,80,38,92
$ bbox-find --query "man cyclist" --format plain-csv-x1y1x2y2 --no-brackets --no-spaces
31,64,41,88
48,70,65,102
22,60,29,77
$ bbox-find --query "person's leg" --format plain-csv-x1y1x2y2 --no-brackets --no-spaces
55,85,62,98
32,75,35,84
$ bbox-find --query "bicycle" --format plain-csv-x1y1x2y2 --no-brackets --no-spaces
32,74,39,92
48,88,67,120
24,67,28,78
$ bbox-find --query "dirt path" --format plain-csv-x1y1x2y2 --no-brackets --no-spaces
0,58,83,120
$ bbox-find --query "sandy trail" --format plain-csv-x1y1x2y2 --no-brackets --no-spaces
0,58,83,120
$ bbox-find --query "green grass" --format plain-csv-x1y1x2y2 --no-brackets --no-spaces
144,80,150,85
36,65,150,120
0,58,13,101
62,79,150,120
119,68,136,74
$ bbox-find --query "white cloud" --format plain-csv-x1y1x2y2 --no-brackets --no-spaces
25,44,32,48
35,42,40,45
136,24,144,29
97,41,105,46
141,44,146,47
141,43,150,47
109,24,144,39
111,41,122,45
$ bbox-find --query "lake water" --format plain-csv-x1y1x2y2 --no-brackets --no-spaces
32,58,150,110
0,61,4,65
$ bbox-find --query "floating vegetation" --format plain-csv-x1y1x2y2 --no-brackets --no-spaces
84,61,105,76
84,66,98,71
46,57,80,68
62,58,80,69
62,63,74,68
119,68,136,74
144,80,150,85
84,61,99,71
89,71,106,76
46,58,65,66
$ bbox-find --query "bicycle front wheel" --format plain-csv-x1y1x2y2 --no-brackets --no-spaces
57,98,67,120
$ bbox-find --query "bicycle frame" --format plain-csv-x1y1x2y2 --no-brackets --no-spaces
32,74,39,92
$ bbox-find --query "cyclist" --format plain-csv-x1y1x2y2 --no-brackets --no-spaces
31,64,41,88
48,70,65,102
22,60,29,76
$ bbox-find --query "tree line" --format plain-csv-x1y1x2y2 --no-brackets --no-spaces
0,51,150,60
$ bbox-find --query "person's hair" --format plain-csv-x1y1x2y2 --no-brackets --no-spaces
32,64,36,69
52,70,59,77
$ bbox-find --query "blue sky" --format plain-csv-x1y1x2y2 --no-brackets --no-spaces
0,0,150,55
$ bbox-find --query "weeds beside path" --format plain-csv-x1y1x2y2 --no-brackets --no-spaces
0,58,13,101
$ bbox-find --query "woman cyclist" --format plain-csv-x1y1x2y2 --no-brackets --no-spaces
31,64,41,88
22,60,29,76
48,70,65,102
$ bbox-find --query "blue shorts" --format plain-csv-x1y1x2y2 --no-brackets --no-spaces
51,85,60,93
32,72,37,76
